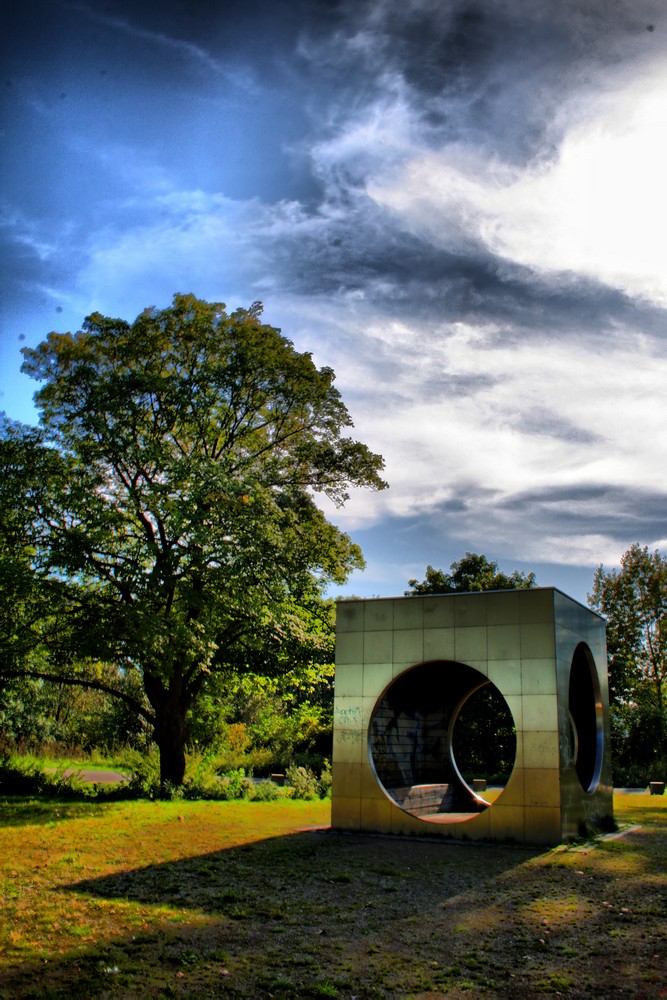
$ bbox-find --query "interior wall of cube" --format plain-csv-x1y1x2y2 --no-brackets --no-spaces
332,588,613,845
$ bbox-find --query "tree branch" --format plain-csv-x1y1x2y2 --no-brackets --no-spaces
0,667,155,725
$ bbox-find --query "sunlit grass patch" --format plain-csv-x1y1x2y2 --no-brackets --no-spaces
523,894,589,926
613,788,667,822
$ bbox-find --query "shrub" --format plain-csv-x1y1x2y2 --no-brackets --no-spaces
285,764,320,800
0,749,327,802
120,748,163,798
209,743,274,776
216,768,253,800
0,754,48,795
318,759,332,798
612,760,667,788
120,752,255,800
247,779,288,801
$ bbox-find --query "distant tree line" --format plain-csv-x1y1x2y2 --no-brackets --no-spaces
406,552,536,595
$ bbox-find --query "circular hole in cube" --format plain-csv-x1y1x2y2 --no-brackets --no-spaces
568,642,603,793
368,660,516,823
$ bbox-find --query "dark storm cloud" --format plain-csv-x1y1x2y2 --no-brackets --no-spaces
264,195,667,345
3,0,664,329
253,0,667,350
296,0,662,159
4,0,664,353
496,483,667,544
385,480,667,573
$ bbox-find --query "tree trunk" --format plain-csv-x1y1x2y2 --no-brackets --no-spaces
152,697,188,790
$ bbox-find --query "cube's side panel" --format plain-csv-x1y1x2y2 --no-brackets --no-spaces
332,698,365,769
332,600,366,830
389,804,492,841
489,801,526,842
518,588,560,624
554,593,613,839
330,794,361,830
524,808,563,844
516,590,562,843
364,598,395,632
335,600,365,634
452,592,487,626
360,795,394,833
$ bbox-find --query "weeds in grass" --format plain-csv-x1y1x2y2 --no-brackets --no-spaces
309,978,340,997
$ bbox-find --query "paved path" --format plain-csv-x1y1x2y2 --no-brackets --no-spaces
48,768,129,784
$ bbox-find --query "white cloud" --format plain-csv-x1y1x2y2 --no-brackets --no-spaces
366,63,667,304
280,293,667,573
0,205,59,262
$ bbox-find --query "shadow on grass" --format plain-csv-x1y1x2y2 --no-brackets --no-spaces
64,828,543,915
2,830,543,998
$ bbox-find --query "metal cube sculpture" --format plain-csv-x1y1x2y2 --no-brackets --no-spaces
332,588,612,845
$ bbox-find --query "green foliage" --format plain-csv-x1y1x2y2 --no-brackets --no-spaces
189,661,334,775
2,294,386,787
407,552,536,595
451,686,516,782
590,544,667,711
308,980,340,998
318,758,332,798
216,768,253,801
0,746,319,802
0,673,149,755
117,749,249,800
120,750,297,801
119,748,164,798
0,417,73,675
0,754,51,796
0,676,58,750
285,764,320,799
247,778,285,801
0,749,302,802
590,544,667,783
609,702,666,786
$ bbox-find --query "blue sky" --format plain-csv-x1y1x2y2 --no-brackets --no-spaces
2,0,667,604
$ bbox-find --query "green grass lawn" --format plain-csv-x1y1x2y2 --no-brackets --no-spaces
0,794,665,998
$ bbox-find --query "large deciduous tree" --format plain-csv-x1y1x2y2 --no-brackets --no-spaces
2,294,386,786
406,552,536,595
589,544,667,782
